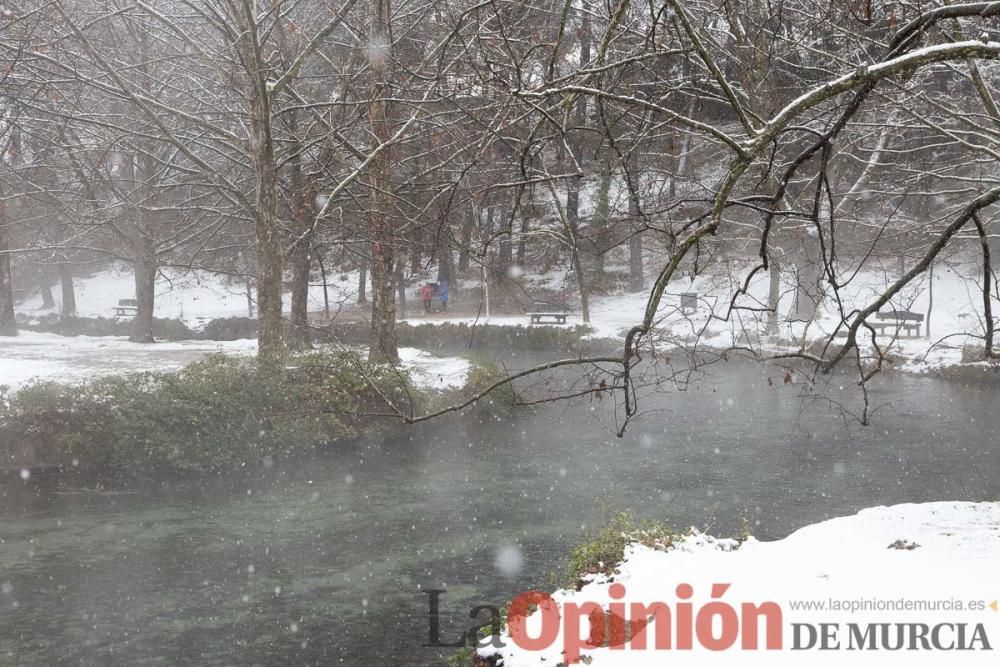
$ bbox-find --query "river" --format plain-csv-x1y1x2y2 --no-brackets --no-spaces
1,360,997,665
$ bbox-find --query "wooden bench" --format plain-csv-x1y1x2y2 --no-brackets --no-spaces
113,298,139,317
680,292,698,315
870,310,923,337
528,301,570,325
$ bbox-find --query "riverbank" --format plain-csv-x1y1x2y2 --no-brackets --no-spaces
0,331,472,392
476,501,1000,666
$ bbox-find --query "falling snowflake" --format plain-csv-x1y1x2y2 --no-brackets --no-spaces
494,544,524,578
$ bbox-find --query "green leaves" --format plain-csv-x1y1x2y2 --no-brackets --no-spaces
0,350,413,477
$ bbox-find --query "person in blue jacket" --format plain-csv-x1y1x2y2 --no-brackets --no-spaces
438,280,449,312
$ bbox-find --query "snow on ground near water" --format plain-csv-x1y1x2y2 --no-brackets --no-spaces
0,331,257,389
480,501,1000,666
20,265,360,329
18,260,994,372
397,347,470,390
0,332,468,392
406,261,993,371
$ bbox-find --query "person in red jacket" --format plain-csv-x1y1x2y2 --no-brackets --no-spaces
420,283,433,314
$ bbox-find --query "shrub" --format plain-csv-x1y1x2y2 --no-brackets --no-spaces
562,511,675,589
20,314,197,340
464,358,519,414
0,351,413,476
318,321,603,353
201,316,259,340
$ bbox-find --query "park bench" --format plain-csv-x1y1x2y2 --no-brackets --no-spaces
113,298,139,318
680,292,698,315
528,301,570,325
871,310,924,337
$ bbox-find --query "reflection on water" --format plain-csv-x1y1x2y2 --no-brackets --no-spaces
1,361,998,664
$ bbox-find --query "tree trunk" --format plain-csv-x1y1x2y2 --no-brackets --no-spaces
246,278,255,318
367,0,398,362
288,137,314,349
409,238,421,275
128,132,159,343
317,251,330,315
926,260,934,339
670,98,697,199
485,205,503,284
517,170,536,267
253,136,284,359
40,278,55,309
627,178,644,292
792,261,820,322
51,220,76,316
241,5,284,360
565,189,591,323
0,198,16,336
499,215,513,270
592,163,611,277
517,214,529,267
436,235,453,285
458,206,475,271
357,253,369,304
767,258,781,336
59,264,76,316
130,247,157,343
248,169,282,352
369,237,398,362
566,8,592,324
394,258,407,319
497,198,513,278
289,241,311,348
571,241,590,324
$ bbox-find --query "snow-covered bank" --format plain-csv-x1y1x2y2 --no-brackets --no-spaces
16,260,999,377
480,502,1000,666
397,347,470,390
0,331,257,389
0,332,469,392
405,261,999,375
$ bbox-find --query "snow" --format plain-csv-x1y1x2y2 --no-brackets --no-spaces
19,265,360,329
405,260,998,373
0,331,468,392
0,331,256,390
480,501,1000,666
597,261,990,359
396,347,470,390
9,266,470,391
14,259,999,378
21,266,250,326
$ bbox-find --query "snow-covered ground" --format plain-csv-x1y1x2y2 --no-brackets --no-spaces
0,332,258,389
397,347,470,390
406,260,997,373
0,332,468,392
15,259,998,376
480,502,1000,666
10,266,472,391
19,265,360,329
